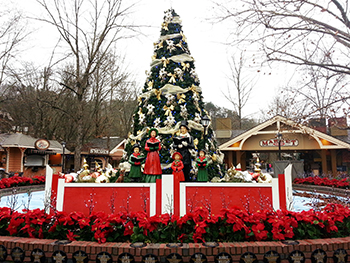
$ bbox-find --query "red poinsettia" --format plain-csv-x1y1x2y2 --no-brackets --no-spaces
0,176,45,189
294,176,350,188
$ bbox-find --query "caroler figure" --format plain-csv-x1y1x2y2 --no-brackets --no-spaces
144,128,162,183
172,120,194,181
128,143,145,182
196,149,208,182
171,152,185,182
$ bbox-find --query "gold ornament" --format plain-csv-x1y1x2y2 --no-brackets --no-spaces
181,62,190,71
163,105,174,116
154,89,162,100
177,93,186,104
161,21,169,31
193,138,198,149
137,96,142,105
147,80,154,90
167,72,177,84
161,57,170,67
138,107,143,115
211,154,217,162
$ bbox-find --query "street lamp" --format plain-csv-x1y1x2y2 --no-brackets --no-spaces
61,141,66,174
276,132,282,161
201,115,210,149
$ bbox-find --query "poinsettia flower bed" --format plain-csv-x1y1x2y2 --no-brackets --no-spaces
0,176,45,189
1,203,350,244
293,176,350,189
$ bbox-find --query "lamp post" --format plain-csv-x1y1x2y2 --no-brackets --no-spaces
61,141,66,174
276,132,282,161
201,115,210,149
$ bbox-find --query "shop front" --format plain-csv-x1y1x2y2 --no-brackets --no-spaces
219,116,350,176
0,133,63,177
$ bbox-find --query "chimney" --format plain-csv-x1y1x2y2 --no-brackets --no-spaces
328,117,348,136
309,118,327,133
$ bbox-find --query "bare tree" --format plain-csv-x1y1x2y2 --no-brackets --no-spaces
223,51,255,129
36,0,135,171
215,0,350,120
265,87,306,121
295,66,347,119
0,4,27,86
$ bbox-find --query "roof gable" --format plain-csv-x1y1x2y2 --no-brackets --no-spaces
219,115,350,151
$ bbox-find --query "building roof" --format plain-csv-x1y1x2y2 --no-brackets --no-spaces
219,115,350,151
81,137,125,154
0,133,63,153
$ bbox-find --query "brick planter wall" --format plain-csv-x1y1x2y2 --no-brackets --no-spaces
1,236,350,263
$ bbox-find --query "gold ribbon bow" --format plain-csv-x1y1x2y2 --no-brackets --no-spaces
181,62,190,71
193,138,198,149
147,80,154,90
137,96,143,105
167,72,177,84
162,22,169,31
161,57,170,67
177,93,186,104
189,84,199,96
180,31,187,43
154,89,162,100
151,53,157,61
163,105,174,116
138,107,143,115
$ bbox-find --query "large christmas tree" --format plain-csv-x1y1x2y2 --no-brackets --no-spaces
121,9,225,180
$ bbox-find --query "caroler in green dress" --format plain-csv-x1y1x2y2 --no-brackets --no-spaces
196,149,209,182
128,143,145,182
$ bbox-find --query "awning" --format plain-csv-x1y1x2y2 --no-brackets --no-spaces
26,149,57,155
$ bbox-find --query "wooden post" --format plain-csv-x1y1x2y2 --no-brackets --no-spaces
236,150,241,167
331,150,337,176
321,149,327,175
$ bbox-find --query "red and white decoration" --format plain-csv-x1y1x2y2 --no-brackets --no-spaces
45,166,293,216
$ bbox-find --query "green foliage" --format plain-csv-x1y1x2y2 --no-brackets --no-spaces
121,8,226,178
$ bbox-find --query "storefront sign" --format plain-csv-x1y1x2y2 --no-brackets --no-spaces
34,139,50,150
89,148,109,155
259,139,299,147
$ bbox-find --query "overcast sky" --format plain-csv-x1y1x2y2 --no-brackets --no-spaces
8,0,294,119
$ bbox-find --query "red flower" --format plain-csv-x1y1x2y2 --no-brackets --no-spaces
123,221,134,236
66,230,78,241
94,230,106,243
251,223,268,240
7,217,24,235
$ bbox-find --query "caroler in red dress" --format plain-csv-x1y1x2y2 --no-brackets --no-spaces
171,152,185,182
144,128,162,183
